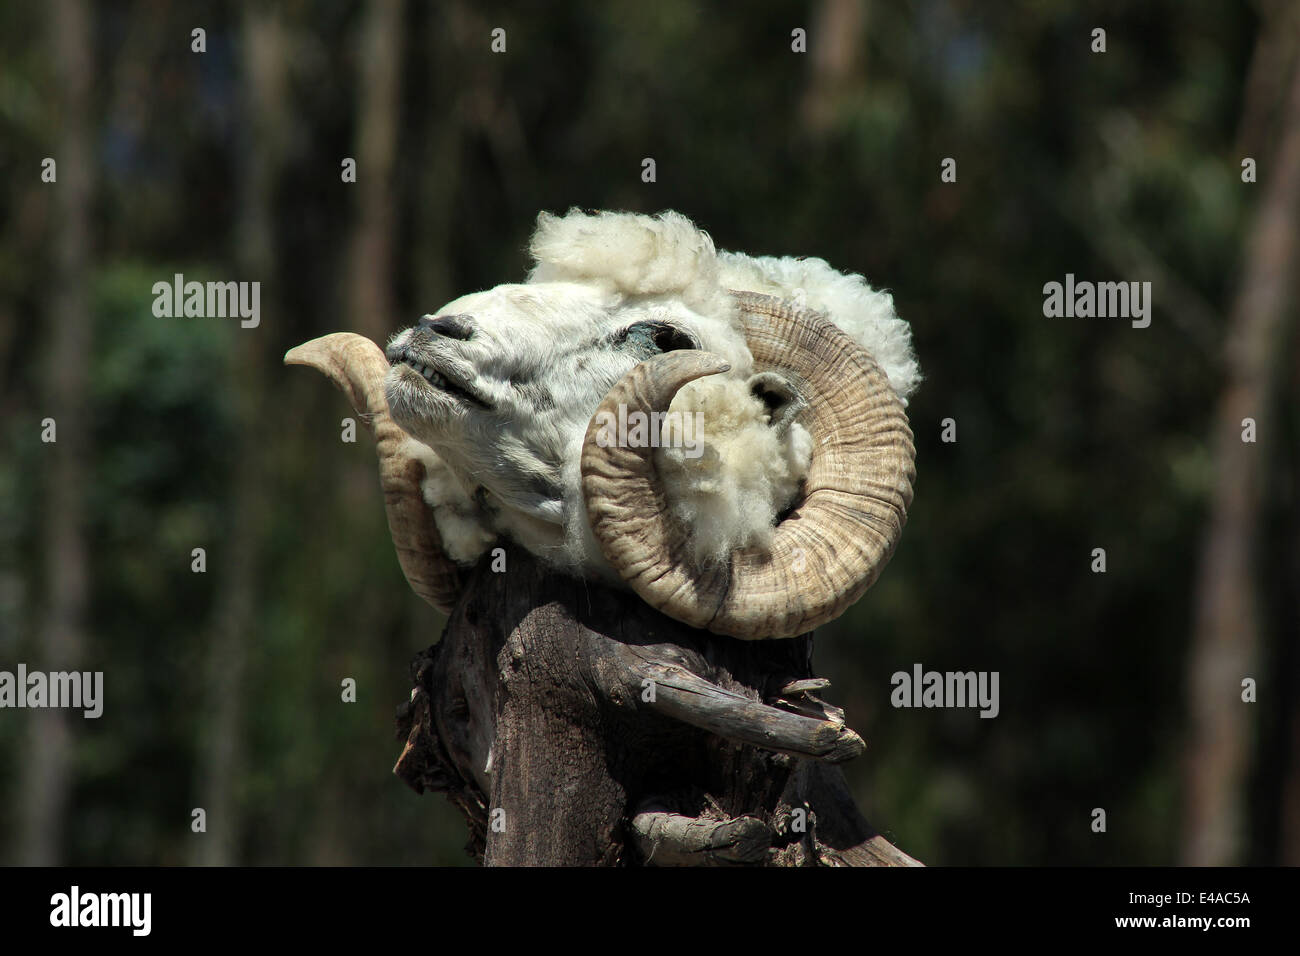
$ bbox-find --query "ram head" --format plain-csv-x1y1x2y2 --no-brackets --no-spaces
287,209,918,640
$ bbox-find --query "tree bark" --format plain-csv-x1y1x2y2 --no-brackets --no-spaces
394,544,918,867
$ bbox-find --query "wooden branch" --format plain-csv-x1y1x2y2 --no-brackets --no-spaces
626,655,866,763
631,804,772,866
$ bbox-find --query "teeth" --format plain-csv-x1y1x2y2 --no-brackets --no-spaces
404,357,448,389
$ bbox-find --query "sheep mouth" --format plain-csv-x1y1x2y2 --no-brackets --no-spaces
386,346,491,409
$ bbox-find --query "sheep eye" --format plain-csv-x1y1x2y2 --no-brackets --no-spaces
620,321,699,355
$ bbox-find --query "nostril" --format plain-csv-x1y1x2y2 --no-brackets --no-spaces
417,313,475,340
435,314,476,340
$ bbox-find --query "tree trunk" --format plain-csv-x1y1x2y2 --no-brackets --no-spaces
800,0,868,137
190,3,287,866
19,0,93,867
348,0,403,346
394,544,918,867
1182,30,1300,865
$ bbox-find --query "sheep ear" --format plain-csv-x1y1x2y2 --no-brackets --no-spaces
748,371,805,437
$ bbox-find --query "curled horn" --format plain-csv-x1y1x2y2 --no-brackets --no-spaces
580,292,915,639
285,333,462,613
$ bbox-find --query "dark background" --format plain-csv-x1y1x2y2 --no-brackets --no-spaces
1,0,1296,866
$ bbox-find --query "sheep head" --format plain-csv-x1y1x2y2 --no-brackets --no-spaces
287,210,918,639
382,282,748,537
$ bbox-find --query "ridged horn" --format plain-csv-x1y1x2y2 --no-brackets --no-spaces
285,333,462,613
581,292,915,639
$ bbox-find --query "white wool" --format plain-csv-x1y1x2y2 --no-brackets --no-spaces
716,252,921,403
657,377,812,566
529,209,737,322
404,438,497,565
392,208,919,576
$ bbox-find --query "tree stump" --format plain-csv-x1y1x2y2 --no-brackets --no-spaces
394,543,919,867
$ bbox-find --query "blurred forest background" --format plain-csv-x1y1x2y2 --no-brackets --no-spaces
1,0,1296,866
